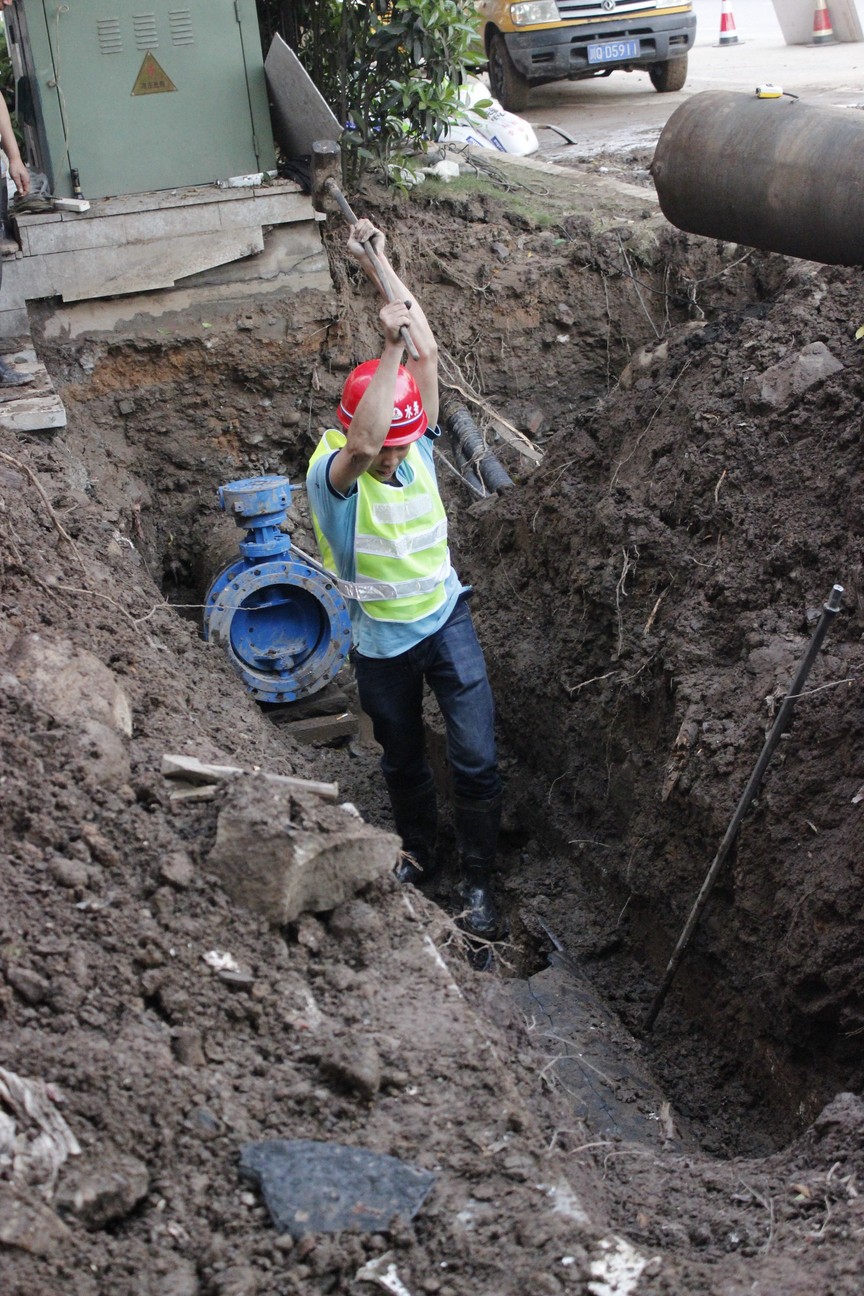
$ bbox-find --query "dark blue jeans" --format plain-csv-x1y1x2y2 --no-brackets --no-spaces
352,597,502,804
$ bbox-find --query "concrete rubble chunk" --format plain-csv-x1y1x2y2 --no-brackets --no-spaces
319,1038,382,1101
0,1185,72,1255
76,718,131,790
55,1146,149,1229
206,776,399,925
742,340,844,412
160,850,195,889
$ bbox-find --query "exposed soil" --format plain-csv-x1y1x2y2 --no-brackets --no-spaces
2,149,863,1295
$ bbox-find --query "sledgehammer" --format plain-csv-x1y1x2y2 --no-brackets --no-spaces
311,140,419,360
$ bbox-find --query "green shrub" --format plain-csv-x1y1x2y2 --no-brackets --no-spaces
256,1,484,184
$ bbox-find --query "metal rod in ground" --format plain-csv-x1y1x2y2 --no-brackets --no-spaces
642,582,844,1033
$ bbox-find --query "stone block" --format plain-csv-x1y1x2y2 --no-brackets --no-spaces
218,191,311,230
52,228,265,302
177,222,324,289
206,776,399,924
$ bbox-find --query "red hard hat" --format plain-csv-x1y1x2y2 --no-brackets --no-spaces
337,360,428,446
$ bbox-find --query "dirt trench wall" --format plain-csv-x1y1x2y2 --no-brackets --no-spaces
463,256,864,1141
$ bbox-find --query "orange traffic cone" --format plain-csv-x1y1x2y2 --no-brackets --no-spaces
812,0,835,44
719,0,739,46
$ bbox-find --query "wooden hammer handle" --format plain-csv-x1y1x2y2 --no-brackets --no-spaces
325,179,420,361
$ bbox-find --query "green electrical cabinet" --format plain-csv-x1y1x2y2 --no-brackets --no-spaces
8,1,276,199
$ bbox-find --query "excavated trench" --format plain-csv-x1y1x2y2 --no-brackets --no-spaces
35,168,863,1193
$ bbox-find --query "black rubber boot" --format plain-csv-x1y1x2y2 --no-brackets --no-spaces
0,357,33,387
453,793,506,943
388,777,439,886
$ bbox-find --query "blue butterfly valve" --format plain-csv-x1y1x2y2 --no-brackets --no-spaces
203,476,350,703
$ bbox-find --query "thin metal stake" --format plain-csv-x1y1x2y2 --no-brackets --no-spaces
643,582,844,1032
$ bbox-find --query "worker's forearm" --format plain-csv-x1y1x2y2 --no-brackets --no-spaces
346,340,404,456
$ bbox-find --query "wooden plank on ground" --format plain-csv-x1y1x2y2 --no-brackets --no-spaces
161,753,339,801
269,712,359,743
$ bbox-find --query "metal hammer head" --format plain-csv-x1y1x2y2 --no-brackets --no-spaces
310,140,343,215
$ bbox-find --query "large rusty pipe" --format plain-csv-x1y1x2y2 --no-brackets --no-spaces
651,91,864,266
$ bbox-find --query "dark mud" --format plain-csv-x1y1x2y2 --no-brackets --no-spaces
2,152,863,1294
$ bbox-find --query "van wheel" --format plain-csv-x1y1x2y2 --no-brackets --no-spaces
488,32,530,112
649,55,688,93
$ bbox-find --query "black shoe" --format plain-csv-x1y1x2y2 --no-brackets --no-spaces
0,358,34,387
464,937,495,973
395,852,425,885
458,876,507,942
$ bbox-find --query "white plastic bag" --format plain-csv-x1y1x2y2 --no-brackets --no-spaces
441,75,539,156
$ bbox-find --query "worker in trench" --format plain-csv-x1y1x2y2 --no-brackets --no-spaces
306,217,505,948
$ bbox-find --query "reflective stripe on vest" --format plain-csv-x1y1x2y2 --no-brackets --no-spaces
308,428,451,621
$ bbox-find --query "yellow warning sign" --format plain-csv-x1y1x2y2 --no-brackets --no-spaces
131,52,177,96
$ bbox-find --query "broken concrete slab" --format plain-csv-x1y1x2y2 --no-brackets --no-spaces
53,229,266,303
40,224,332,341
206,776,400,924
268,710,359,743
0,347,67,432
0,390,67,432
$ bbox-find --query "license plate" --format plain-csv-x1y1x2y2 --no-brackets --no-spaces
586,38,641,65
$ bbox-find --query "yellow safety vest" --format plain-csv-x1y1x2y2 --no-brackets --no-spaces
309,428,451,623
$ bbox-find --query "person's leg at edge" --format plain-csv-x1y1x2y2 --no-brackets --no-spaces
352,646,439,886
0,202,33,389
424,602,505,941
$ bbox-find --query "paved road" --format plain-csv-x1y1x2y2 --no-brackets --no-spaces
518,0,864,159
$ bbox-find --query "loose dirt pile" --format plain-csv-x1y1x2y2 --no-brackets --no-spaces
2,152,863,1295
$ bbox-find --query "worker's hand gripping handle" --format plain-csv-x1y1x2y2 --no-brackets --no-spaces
324,179,420,361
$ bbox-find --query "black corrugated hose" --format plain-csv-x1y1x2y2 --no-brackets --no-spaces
444,403,513,495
